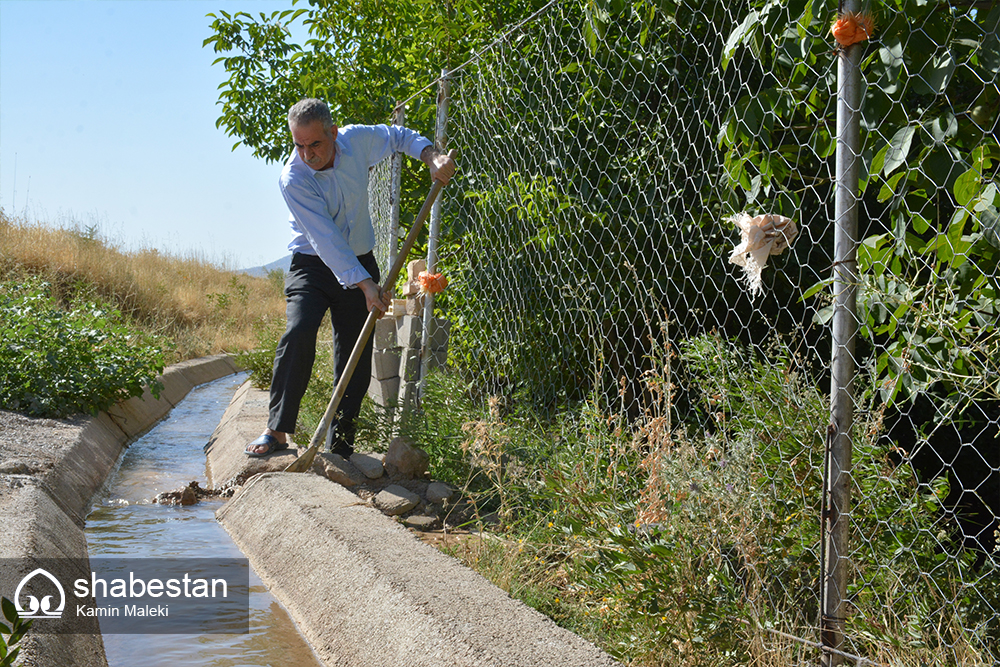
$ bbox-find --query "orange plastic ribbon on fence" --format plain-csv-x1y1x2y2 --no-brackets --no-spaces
418,271,449,294
831,11,875,48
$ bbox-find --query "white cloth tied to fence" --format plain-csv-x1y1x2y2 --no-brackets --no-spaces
728,213,799,296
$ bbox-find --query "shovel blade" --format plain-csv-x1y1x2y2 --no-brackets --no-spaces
284,443,320,473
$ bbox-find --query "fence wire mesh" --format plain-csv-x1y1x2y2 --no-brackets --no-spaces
369,154,398,273
369,0,999,663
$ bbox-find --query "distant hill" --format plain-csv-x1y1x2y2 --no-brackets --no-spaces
240,254,292,278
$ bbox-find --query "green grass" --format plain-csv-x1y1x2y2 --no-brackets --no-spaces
348,334,1000,665
233,302,1000,666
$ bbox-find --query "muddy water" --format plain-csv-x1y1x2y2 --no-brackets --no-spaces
86,374,323,667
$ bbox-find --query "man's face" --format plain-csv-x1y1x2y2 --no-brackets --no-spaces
290,120,338,171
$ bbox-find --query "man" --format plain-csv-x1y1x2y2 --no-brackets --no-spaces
246,98,455,458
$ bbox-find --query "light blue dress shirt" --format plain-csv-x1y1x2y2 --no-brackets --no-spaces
279,124,432,287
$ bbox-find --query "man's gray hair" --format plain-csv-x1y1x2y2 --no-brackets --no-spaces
288,98,333,130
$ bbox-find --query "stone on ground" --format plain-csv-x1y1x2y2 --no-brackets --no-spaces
384,436,429,479
350,452,385,479
426,482,454,504
374,484,421,516
313,453,367,487
403,514,439,530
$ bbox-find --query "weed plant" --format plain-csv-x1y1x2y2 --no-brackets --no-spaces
368,332,999,666
0,279,166,418
394,370,483,485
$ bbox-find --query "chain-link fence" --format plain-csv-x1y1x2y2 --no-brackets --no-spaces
370,0,999,663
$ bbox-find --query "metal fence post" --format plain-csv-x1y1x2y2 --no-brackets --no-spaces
823,3,862,664
419,69,450,402
389,103,405,271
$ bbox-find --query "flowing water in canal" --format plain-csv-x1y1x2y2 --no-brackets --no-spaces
86,373,323,667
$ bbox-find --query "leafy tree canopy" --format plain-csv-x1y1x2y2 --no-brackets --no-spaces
204,0,548,162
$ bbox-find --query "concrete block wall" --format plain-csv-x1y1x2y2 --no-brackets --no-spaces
367,296,449,414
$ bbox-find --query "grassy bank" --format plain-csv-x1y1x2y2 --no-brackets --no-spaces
337,335,998,666
6,209,994,666
0,211,286,362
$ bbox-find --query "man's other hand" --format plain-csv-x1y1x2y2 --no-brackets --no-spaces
359,278,391,319
421,146,456,185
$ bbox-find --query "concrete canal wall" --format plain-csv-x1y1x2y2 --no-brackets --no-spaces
0,355,241,667
2,356,622,667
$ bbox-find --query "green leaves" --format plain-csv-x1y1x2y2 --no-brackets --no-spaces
854,140,1000,401
720,0,1000,409
204,0,544,161
877,125,916,177
0,281,166,419
721,10,760,72
914,51,956,96
926,112,958,145
0,597,32,667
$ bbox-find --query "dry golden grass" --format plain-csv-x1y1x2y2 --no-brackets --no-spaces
0,211,287,362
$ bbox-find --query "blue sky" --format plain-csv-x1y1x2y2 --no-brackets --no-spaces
0,0,302,269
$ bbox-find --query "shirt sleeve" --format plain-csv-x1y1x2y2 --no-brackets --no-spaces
279,175,372,288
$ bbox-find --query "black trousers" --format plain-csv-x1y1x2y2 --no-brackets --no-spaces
268,251,380,452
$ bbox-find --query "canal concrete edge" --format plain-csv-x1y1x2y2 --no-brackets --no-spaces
203,381,299,490
0,355,241,667
214,388,622,667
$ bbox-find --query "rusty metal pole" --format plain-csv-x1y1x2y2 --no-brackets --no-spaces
419,69,450,402
823,2,862,664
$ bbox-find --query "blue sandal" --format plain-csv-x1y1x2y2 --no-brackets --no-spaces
245,434,289,458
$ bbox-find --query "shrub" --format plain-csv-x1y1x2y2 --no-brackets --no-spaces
234,315,285,390
0,280,165,418
0,597,31,667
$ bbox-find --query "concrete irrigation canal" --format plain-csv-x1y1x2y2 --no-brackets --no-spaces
86,373,322,667
0,356,622,666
